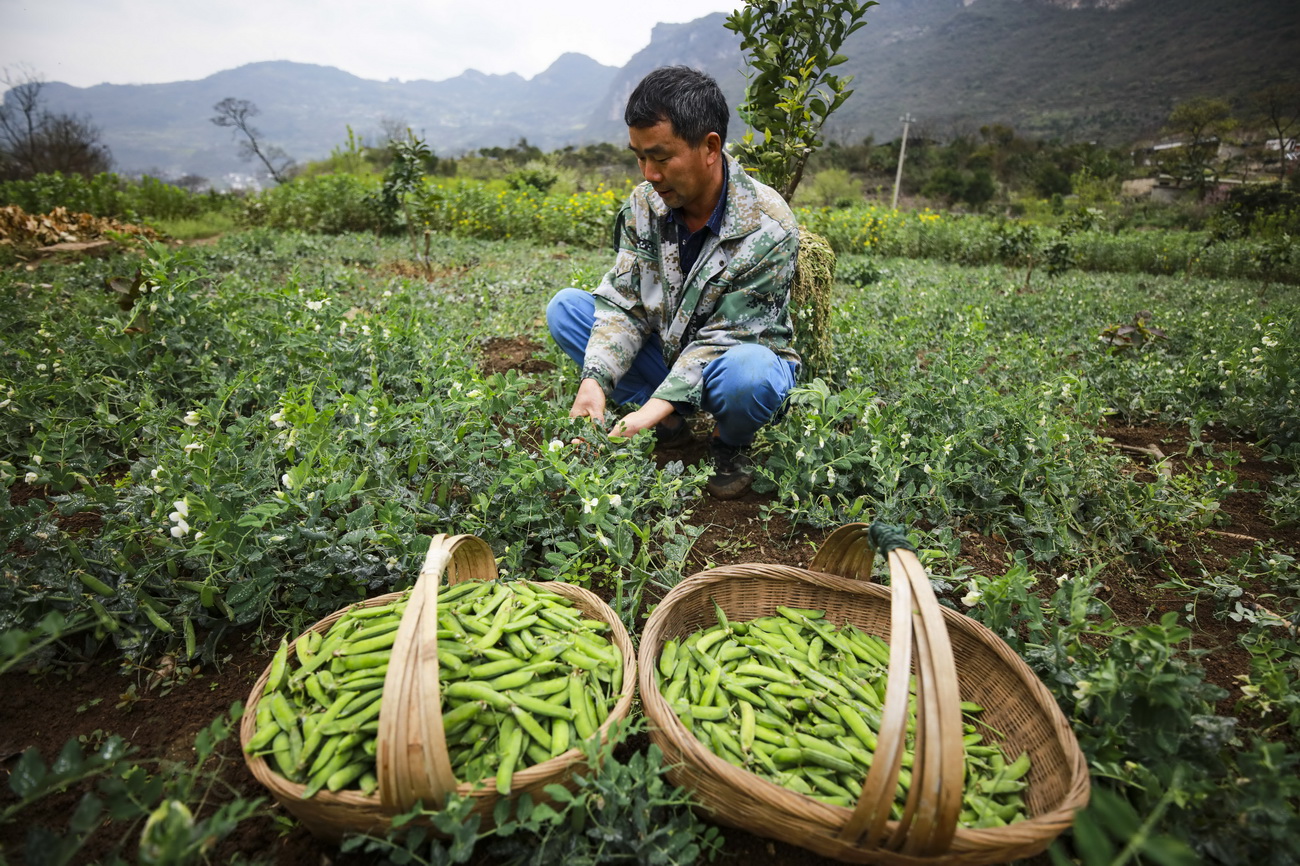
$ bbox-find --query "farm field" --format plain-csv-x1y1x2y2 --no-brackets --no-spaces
1,226,1298,865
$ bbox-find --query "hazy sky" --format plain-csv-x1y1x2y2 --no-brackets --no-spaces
1,0,742,89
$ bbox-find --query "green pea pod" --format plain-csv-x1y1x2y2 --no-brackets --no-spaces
78,571,118,598
511,705,553,751
326,761,371,792
245,718,282,753
495,720,524,795
550,718,572,757
443,681,512,712
1004,751,1031,782
658,639,679,681
508,690,577,721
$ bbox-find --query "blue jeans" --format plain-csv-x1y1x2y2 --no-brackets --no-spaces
546,288,797,448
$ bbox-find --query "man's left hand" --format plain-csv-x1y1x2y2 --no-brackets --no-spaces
608,398,677,439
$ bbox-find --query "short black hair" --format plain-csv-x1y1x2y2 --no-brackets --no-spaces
624,66,728,146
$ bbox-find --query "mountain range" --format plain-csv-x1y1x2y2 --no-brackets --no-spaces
20,0,1299,183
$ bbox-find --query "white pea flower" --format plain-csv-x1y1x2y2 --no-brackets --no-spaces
194,531,204,540
281,473,294,490
270,411,286,428
961,582,983,607
32,455,42,465
368,406,379,418
153,485,165,493
548,439,564,453
466,389,482,399
385,556,400,572
36,363,47,372
582,496,600,514
923,464,933,475
305,299,328,311
596,531,611,548
269,535,287,543
825,467,836,486
150,467,162,479
607,494,622,508
1056,573,1072,586
183,442,203,455
796,448,806,461
25,471,38,483
171,500,189,519
170,517,190,538
1072,681,1092,703
182,409,201,427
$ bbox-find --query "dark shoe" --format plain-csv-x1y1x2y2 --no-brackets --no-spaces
654,417,695,450
707,437,753,499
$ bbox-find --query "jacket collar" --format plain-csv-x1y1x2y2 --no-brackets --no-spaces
646,153,763,241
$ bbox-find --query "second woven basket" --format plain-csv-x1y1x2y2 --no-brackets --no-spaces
638,522,1089,865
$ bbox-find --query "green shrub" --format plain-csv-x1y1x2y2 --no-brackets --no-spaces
242,173,384,234
0,171,237,225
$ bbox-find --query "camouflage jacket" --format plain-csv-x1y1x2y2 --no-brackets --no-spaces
581,153,801,410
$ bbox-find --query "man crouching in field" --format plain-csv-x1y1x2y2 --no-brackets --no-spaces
546,65,801,499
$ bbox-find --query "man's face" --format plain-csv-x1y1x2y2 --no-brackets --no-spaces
627,120,721,217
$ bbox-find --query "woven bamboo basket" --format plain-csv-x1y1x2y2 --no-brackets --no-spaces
239,533,638,841
639,522,1089,865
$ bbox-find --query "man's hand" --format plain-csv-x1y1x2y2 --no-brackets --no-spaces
609,398,676,439
570,378,607,426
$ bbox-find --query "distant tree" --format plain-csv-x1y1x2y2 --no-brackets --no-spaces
210,97,295,185
0,67,112,181
1033,162,1072,199
1247,81,1300,181
378,116,410,145
1160,96,1236,197
173,174,209,193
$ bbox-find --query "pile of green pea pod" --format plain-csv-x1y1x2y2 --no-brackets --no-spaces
656,602,1031,828
244,580,623,799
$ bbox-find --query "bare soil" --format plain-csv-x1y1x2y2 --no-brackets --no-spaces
2,337,1296,865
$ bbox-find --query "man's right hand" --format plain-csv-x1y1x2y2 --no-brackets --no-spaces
569,378,607,426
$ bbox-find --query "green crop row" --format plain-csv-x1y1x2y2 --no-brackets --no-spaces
0,228,1296,864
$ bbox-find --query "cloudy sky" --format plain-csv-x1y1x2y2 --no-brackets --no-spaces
1,0,741,89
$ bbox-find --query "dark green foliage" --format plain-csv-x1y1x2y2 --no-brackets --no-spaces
340,720,723,866
1,704,264,866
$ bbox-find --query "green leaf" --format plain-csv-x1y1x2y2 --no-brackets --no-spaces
68,794,104,835
9,749,46,799
52,739,85,776
543,782,575,804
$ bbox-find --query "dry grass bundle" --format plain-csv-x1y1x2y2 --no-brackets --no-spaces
792,225,836,379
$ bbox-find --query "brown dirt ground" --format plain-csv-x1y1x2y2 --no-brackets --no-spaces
2,337,1297,865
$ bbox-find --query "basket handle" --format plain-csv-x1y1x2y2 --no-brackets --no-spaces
817,522,965,856
376,533,498,812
